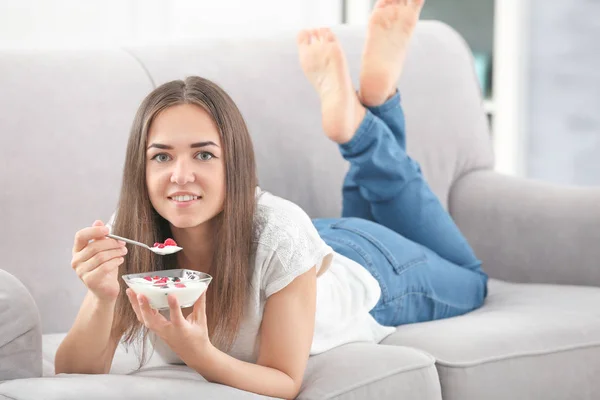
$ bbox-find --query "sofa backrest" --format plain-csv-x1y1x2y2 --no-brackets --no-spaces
0,21,493,334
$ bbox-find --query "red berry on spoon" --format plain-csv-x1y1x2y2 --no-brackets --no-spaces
164,238,177,246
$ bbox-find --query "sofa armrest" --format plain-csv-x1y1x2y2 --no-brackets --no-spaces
449,170,600,286
0,269,43,381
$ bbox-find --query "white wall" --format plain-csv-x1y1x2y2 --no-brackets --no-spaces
0,0,342,47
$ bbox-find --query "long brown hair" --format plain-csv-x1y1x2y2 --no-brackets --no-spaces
111,76,257,365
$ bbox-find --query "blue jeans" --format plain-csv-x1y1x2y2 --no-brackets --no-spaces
312,91,488,327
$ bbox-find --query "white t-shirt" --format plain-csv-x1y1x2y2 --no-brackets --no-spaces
111,187,396,364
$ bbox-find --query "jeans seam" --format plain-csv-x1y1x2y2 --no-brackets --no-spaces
375,289,479,316
339,111,376,154
322,236,391,302
393,255,428,275
330,220,406,273
359,173,420,204
371,102,402,117
366,89,401,115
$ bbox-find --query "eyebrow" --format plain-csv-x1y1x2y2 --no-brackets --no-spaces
146,141,219,150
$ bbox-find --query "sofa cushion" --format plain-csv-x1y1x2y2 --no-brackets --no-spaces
0,334,441,400
0,270,42,381
299,343,441,400
0,375,272,400
382,279,600,400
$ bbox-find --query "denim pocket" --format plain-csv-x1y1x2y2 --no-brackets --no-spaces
324,218,428,306
330,218,426,275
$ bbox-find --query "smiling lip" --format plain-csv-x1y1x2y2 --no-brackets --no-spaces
169,195,202,208
168,192,201,197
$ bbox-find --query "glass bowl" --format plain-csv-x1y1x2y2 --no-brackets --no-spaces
122,269,212,310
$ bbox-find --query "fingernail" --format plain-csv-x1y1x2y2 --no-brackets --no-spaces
118,240,126,246
102,227,109,234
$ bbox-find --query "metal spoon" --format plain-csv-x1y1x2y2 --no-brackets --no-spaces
106,233,183,255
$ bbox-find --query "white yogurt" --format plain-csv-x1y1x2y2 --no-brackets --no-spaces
151,245,183,255
125,272,210,310
131,281,208,309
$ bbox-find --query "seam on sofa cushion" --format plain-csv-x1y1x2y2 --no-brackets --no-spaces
0,327,36,349
121,48,156,89
434,341,600,368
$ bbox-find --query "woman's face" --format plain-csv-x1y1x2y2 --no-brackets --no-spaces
146,103,225,230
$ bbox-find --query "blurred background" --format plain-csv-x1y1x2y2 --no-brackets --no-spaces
0,0,598,185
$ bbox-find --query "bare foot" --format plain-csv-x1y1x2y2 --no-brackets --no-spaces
298,28,365,144
359,0,424,107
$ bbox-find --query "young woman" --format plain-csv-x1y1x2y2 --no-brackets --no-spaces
56,0,487,398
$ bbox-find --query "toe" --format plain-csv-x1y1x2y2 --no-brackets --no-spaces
326,31,336,43
312,28,323,42
411,0,425,9
297,30,311,45
313,28,323,42
321,28,335,42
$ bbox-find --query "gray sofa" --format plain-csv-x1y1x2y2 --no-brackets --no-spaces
1,21,600,400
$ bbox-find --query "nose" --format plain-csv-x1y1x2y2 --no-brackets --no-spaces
170,159,196,185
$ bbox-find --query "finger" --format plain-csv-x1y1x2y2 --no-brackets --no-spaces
75,237,126,267
192,291,207,320
73,240,127,273
80,256,123,286
137,294,163,330
73,223,110,253
74,247,127,278
126,289,143,322
167,294,186,327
